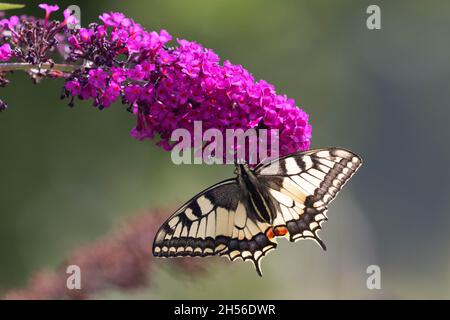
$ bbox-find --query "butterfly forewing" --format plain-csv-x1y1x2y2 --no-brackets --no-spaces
153,179,276,275
256,148,362,247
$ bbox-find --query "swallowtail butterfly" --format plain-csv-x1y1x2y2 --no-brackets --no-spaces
153,148,362,276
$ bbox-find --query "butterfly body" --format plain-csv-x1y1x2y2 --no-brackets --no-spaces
236,163,277,224
153,148,362,276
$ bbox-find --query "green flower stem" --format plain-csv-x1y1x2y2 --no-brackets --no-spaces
0,62,78,73
0,3,25,10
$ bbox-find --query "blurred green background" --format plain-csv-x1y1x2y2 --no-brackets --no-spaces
1,0,450,299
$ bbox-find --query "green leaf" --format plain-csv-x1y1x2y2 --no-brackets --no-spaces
0,3,25,10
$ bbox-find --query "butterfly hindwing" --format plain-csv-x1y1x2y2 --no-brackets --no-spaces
153,179,276,275
256,148,362,248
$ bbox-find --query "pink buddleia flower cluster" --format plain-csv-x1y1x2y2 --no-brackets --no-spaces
0,6,76,64
3,209,206,300
0,43,11,61
0,4,78,110
0,4,312,160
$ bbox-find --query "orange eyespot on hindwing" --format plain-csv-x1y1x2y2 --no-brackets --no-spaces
273,226,289,237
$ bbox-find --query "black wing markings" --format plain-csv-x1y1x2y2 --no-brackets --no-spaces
153,179,276,276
